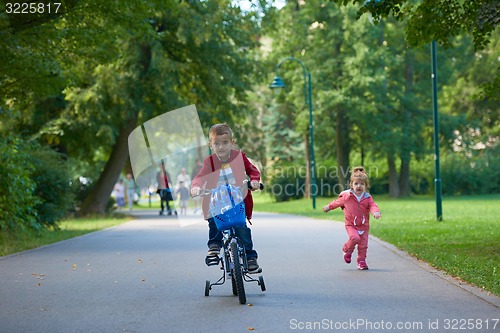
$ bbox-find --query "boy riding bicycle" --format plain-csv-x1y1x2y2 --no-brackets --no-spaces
190,123,262,273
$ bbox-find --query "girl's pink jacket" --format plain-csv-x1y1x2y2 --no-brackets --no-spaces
327,190,380,231
191,149,260,220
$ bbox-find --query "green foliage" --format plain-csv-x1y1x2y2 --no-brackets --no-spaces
0,136,73,232
440,146,500,195
334,0,499,50
267,165,306,202
2,0,266,215
0,137,40,231
30,148,74,227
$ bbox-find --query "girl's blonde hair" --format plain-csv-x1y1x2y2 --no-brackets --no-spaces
350,166,370,189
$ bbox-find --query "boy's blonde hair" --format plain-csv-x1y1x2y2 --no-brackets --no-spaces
350,166,370,189
209,123,233,141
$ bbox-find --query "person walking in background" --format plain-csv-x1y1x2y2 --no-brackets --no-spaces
323,166,381,270
176,167,191,188
113,179,125,210
125,173,136,211
157,160,175,216
175,181,190,215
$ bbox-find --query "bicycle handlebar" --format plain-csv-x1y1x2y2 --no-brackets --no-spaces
192,181,264,197
252,182,265,191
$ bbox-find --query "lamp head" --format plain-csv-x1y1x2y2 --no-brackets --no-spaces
269,76,285,89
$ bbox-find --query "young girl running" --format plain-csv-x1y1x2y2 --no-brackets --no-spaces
323,167,381,270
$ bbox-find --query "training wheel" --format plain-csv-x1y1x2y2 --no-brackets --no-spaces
258,276,266,292
205,280,210,296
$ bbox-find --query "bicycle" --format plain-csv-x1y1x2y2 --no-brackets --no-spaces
199,181,266,305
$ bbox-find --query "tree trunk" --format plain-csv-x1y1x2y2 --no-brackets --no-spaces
387,154,399,197
78,116,138,215
336,108,350,190
399,156,410,197
78,43,152,215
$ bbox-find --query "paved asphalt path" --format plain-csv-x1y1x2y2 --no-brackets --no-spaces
1,211,498,333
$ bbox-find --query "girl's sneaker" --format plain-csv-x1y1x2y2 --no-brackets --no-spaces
343,252,352,264
357,260,369,270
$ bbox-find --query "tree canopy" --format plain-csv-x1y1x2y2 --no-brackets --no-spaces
333,0,499,50
0,0,498,230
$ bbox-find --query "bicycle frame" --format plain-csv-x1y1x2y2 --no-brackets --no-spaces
207,228,261,288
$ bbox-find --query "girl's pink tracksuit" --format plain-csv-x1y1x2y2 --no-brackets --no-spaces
326,189,380,262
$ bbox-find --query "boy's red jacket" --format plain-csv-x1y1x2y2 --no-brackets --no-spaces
191,149,260,220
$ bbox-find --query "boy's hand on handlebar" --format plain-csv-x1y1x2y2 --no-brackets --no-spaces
190,187,201,197
323,205,331,213
250,180,260,190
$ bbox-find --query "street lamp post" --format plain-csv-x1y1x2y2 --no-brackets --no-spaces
270,56,317,209
431,41,443,221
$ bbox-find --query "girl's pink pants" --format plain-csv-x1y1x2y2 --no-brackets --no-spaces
342,226,369,262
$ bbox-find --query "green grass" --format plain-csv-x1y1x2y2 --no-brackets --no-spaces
0,214,132,256
253,192,500,296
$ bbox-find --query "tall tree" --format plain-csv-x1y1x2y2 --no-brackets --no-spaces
1,0,264,215
70,1,263,215
266,1,369,191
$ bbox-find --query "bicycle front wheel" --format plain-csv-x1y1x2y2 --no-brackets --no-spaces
229,241,246,304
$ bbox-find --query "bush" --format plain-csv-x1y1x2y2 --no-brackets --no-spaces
440,146,500,195
0,137,40,232
0,136,73,232
268,171,306,202
30,148,73,227
267,163,346,202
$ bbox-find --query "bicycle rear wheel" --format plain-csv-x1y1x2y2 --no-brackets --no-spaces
229,241,246,304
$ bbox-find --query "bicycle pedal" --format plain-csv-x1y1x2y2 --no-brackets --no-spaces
248,268,262,274
205,256,220,266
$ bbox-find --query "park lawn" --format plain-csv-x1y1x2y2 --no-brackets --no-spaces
0,215,132,256
252,192,500,296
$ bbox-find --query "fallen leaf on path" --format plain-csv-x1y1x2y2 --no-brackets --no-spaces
247,328,255,331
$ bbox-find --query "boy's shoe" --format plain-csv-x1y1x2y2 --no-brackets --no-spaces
357,260,369,270
205,244,221,266
247,258,261,273
207,244,221,256
343,252,352,264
